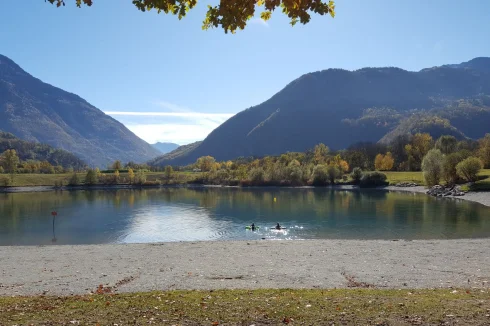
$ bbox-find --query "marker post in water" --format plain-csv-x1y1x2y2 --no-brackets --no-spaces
51,211,57,243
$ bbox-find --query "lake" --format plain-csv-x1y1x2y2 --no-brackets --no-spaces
0,187,489,245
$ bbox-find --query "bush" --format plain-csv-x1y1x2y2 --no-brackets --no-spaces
68,173,80,186
164,165,173,179
85,169,98,185
0,176,11,186
421,149,444,187
350,167,363,184
359,171,388,188
53,180,63,188
456,157,483,182
100,174,118,185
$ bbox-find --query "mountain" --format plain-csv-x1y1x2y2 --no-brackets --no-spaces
0,131,86,169
151,142,180,154
0,54,161,167
148,141,202,166
149,58,490,166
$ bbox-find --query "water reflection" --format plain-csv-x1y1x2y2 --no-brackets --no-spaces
0,188,489,245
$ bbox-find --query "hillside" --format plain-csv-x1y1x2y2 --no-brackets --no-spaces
148,141,202,166
151,142,180,154
149,57,490,166
0,54,161,167
0,131,85,169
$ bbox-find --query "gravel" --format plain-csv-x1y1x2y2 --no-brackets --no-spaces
385,186,490,207
1,239,489,296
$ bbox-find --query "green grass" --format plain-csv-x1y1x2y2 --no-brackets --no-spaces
2,173,82,187
471,169,490,191
1,289,489,325
381,171,425,185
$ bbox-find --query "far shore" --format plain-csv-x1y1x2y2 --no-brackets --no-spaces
1,183,489,207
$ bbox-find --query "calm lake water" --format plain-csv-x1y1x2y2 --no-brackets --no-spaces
0,188,489,245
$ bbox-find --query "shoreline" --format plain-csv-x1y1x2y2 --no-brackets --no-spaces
1,183,489,207
384,185,490,207
1,239,489,296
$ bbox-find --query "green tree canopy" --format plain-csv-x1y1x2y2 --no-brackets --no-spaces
435,135,458,155
1,149,20,175
46,0,335,33
421,149,444,187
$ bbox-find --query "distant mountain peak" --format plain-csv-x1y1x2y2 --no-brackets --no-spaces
151,142,180,154
0,54,161,167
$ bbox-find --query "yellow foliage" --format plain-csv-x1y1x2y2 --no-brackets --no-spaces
48,0,335,34
375,152,394,171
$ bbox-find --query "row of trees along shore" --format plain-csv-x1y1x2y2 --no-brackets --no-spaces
178,133,490,187
1,133,489,188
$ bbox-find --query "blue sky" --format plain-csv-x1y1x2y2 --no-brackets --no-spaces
1,0,489,144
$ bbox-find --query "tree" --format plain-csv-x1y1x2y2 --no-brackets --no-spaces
39,161,55,174
249,167,265,184
326,164,341,184
374,154,384,171
374,152,394,171
478,134,490,168
47,0,335,33
164,165,173,179
1,149,20,175
343,149,369,170
442,152,465,185
135,169,147,185
114,170,120,182
128,168,135,184
381,152,394,171
0,166,4,174
68,172,80,186
196,156,216,172
85,169,98,185
405,133,434,170
435,135,457,155
388,134,411,166
456,157,483,182
313,143,329,164
421,149,444,187
330,154,349,173
112,160,122,171
311,164,329,185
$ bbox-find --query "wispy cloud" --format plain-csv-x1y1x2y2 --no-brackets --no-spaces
104,103,235,145
250,17,269,28
105,111,233,119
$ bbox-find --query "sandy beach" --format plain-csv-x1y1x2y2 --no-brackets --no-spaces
1,239,489,296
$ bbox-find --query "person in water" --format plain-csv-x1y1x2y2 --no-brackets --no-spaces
251,223,256,231
275,223,281,230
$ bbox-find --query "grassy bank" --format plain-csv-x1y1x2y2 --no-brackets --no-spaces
1,171,201,187
1,289,489,325
472,169,490,191
383,171,425,185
